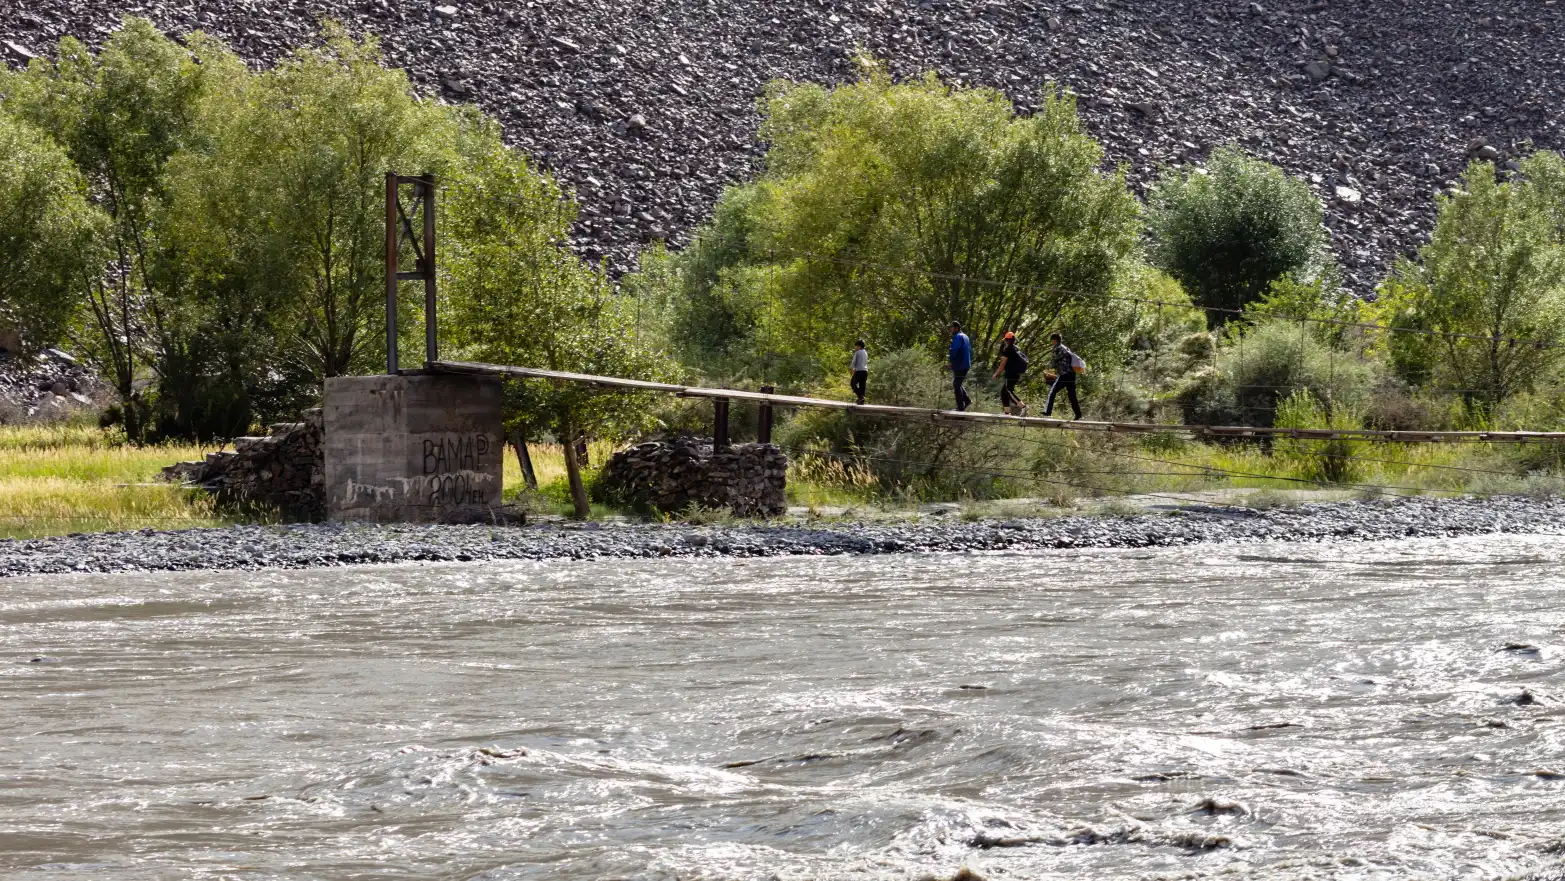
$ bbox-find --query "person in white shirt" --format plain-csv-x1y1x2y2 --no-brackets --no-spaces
850,340,869,404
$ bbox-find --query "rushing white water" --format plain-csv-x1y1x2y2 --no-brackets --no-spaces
3,535,1564,880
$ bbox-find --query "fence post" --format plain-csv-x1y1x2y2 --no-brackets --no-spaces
757,386,775,444
714,399,730,450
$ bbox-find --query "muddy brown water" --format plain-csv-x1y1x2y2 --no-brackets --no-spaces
3,536,1564,879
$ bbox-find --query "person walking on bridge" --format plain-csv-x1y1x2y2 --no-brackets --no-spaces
850,339,869,405
992,331,1029,416
1043,332,1083,420
943,321,972,411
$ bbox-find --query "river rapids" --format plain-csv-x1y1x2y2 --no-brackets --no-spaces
4,535,1564,879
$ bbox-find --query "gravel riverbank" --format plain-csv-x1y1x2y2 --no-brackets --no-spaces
4,496,1564,578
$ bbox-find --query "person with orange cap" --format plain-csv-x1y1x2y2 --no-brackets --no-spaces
992,331,1030,416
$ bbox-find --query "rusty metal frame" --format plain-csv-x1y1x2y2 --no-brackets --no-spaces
385,172,437,374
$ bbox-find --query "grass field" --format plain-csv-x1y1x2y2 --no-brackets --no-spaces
0,424,226,539
0,425,622,538
1,422,1559,539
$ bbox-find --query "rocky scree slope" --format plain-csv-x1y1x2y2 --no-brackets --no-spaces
3,0,1562,292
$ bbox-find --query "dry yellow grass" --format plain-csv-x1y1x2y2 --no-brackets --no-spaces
0,426,629,537
5,418,1543,539
0,424,227,539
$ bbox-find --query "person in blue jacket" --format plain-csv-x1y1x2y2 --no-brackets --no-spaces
942,321,972,411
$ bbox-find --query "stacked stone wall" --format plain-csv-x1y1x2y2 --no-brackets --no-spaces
162,409,325,520
602,437,787,517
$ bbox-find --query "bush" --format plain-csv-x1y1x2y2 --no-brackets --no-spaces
1178,319,1380,428
1147,146,1328,325
1361,381,1446,432
1272,389,1365,485
1174,366,1238,427
777,347,1027,500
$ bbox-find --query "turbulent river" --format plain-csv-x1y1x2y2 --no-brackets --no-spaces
4,535,1564,880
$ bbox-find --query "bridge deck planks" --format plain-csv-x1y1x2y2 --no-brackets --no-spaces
428,360,1565,445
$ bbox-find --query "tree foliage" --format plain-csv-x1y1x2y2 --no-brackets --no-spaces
1147,145,1327,326
0,18,488,440
652,60,1142,385
0,113,104,354
442,137,677,516
1,18,218,438
1373,158,1565,417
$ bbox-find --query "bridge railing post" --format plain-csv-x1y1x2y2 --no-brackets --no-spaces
714,399,730,450
757,386,774,444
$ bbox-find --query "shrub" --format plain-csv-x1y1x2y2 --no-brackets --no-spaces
1361,381,1446,433
776,346,1027,500
1147,146,1328,325
1205,319,1379,427
1174,365,1238,427
1272,388,1365,485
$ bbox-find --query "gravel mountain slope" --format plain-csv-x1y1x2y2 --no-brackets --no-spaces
3,0,1562,291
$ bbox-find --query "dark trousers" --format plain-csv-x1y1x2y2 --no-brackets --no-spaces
1045,374,1081,418
1001,376,1023,410
952,369,971,411
851,370,868,403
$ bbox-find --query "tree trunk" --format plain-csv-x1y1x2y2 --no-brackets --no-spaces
510,425,538,490
560,416,591,520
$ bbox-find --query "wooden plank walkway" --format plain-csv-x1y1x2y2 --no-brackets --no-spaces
429,360,1565,445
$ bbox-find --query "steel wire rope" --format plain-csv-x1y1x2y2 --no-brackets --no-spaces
767,246,1565,351
989,411,1429,501
996,423,1465,497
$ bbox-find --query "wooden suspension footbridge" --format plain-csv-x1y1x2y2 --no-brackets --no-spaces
429,361,1565,446
383,173,1565,450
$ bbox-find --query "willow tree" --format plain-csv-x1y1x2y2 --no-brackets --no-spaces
1374,159,1565,418
658,59,1142,384
0,113,105,355
166,23,466,386
0,18,216,439
443,136,676,518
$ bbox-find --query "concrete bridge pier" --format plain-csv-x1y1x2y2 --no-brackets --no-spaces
323,374,505,522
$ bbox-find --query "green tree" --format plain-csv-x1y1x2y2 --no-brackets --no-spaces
257,26,466,381
1147,145,1328,326
1,18,216,439
2,19,471,439
442,138,677,518
0,113,105,354
647,60,1142,385
169,24,466,387
1375,159,1565,418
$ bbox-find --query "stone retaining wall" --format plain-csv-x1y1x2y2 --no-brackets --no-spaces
602,437,787,517
162,409,325,520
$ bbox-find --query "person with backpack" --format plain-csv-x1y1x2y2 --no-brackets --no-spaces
1043,332,1084,420
942,321,973,411
850,339,869,405
991,331,1029,416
